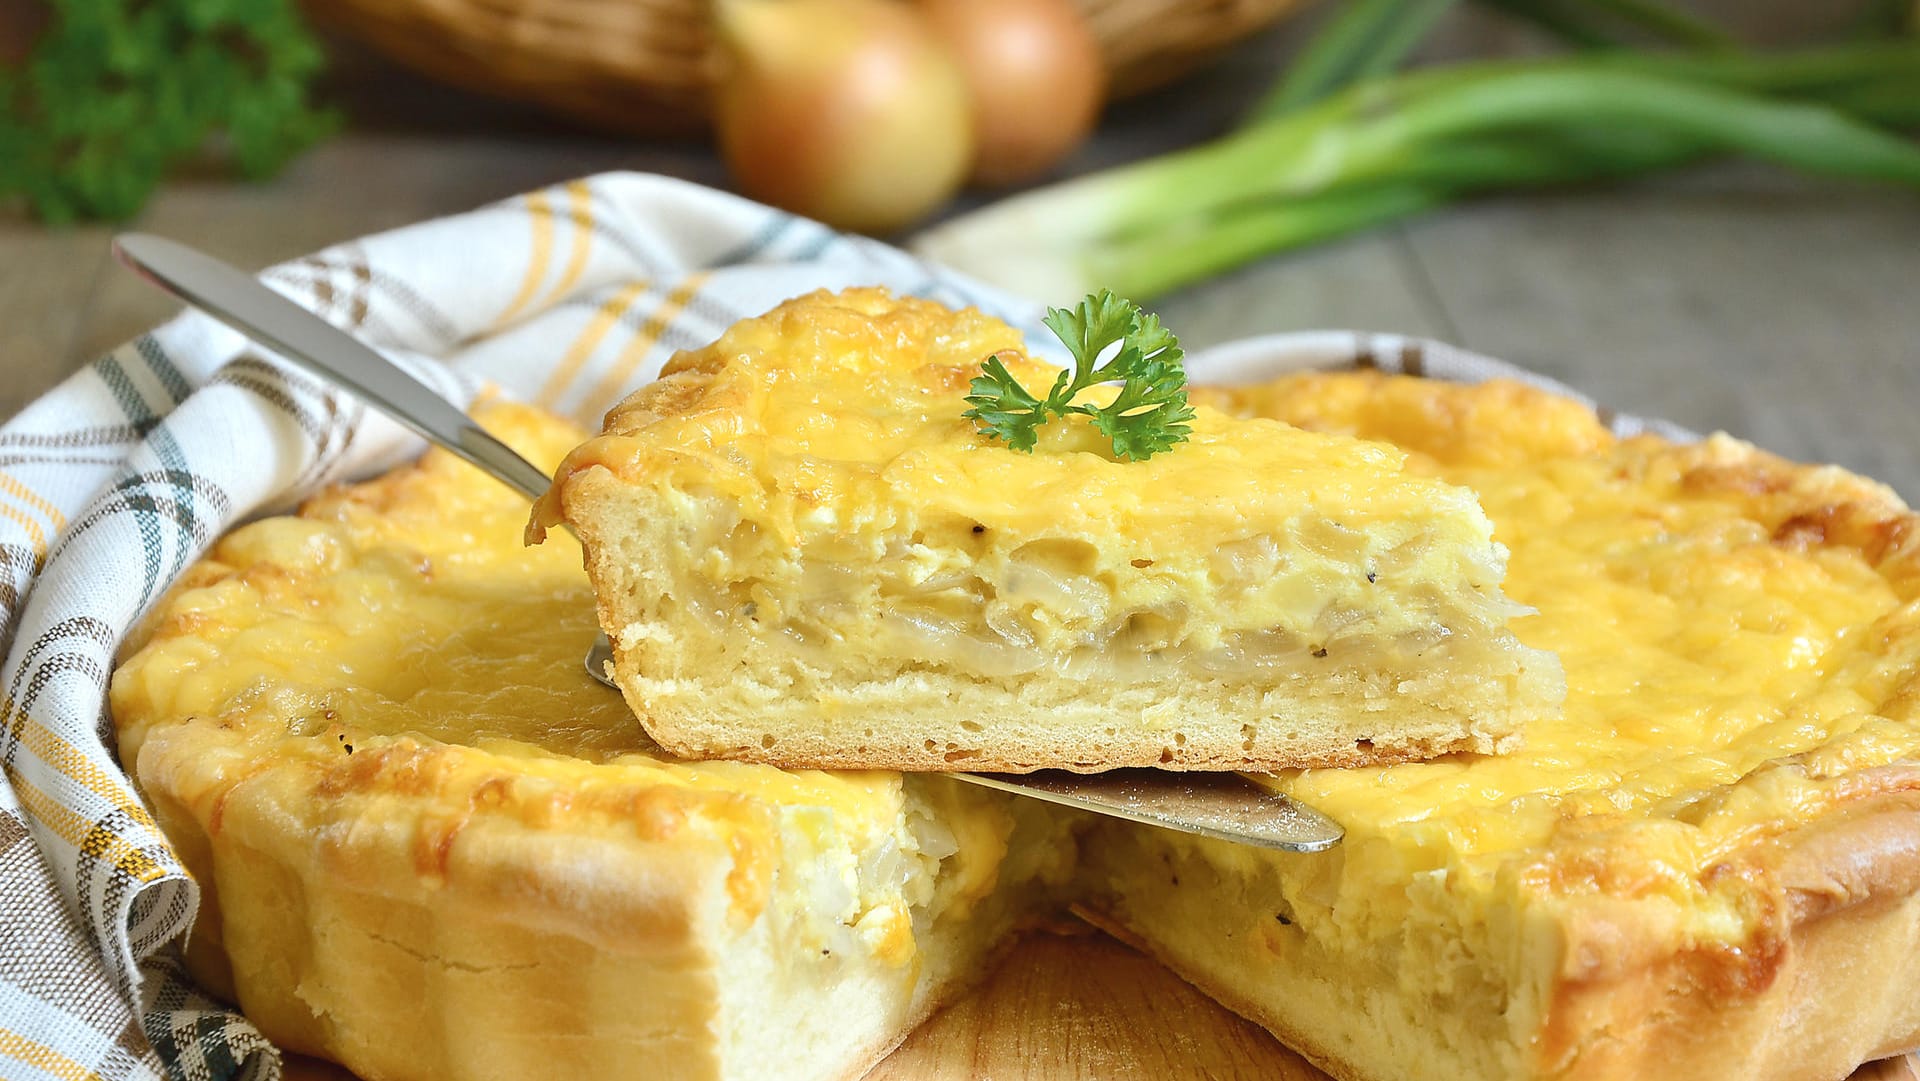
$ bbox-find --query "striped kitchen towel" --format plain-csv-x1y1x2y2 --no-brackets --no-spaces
0,172,1662,1081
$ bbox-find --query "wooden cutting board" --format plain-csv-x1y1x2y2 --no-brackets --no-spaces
285,932,1919,1080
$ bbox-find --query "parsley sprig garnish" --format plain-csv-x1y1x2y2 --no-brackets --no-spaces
964,291,1196,461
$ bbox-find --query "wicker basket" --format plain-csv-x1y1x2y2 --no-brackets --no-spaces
306,0,1309,136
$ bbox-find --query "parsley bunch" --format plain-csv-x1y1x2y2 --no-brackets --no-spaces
965,291,1195,461
0,0,336,222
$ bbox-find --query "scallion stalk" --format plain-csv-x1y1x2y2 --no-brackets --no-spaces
1262,0,1460,116
1481,0,1738,50
1081,184,1449,300
1244,42,1920,127
1571,0,1739,47
914,47,1920,302
1472,0,1617,48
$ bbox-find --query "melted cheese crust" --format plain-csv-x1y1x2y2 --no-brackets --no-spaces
110,405,1011,930
536,289,1535,664
1196,373,1920,950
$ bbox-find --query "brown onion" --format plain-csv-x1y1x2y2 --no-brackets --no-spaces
714,0,973,234
918,0,1106,187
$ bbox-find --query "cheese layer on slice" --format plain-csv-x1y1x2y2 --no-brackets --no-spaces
533,288,1563,771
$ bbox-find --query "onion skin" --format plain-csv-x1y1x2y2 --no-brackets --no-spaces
715,0,974,234
919,0,1106,187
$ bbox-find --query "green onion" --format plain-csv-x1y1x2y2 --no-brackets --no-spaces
1261,0,1460,116
1823,79,1920,126
913,46,1920,302
1244,42,1920,127
1250,0,1739,123
1480,0,1738,50
1475,0,1617,48
1081,183,1448,301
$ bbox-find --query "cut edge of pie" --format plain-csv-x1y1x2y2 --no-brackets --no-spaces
532,288,1565,772
1078,782,1920,1081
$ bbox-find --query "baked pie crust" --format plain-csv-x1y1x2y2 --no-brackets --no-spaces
113,336,1920,1081
111,405,1078,1081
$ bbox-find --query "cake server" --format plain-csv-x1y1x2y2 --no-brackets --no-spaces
110,231,1345,853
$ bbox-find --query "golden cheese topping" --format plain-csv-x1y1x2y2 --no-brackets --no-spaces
109,404,966,924
536,288,1540,670
116,405,887,804
114,362,1916,971
1198,373,1920,946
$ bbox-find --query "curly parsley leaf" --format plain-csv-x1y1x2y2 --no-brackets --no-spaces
964,355,1055,453
963,291,1194,461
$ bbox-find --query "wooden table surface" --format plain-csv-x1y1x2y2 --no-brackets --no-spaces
5,3,1916,1079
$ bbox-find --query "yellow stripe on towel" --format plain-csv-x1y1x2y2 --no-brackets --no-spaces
492,190,558,329
0,1027,103,1081
577,272,712,425
534,281,649,410
552,180,597,301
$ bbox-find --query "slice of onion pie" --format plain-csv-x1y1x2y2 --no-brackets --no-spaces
531,289,1562,771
